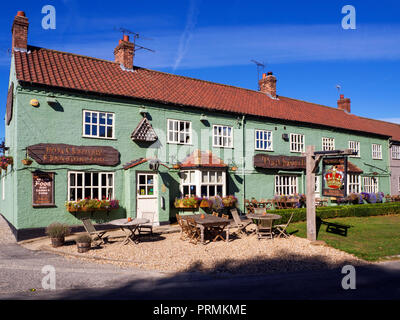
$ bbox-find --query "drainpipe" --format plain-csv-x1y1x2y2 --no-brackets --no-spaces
241,115,246,213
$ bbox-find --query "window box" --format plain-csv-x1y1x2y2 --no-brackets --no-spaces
65,199,119,213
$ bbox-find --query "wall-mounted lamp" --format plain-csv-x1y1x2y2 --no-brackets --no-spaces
30,99,39,107
139,106,147,117
282,133,289,141
46,95,57,105
149,159,160,171
200,114,207,122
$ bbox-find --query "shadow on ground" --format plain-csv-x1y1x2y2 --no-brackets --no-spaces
7,247,400,300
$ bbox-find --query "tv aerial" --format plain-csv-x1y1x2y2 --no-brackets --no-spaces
116,27,155,53
251,59,265,90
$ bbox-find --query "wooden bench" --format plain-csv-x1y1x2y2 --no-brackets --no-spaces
320,219,351,237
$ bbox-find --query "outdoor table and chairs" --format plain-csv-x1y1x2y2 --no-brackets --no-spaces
180,214,231,244
246,213,282,240
109,218,150,245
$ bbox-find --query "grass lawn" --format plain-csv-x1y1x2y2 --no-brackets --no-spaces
286,214,400,261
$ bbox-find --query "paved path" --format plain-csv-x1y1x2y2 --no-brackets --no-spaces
1,215,400,299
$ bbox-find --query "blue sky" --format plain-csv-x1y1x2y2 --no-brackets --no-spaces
1,0,400,140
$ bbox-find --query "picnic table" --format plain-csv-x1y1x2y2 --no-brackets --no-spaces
247,213,282,240
109,218,149,245
181,214,230,244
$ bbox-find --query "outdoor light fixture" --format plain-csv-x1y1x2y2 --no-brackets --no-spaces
30,99,39,107
46,94,57,105
200,114,207,122
282,133,289,141
139,106,147,116
149,159,160,171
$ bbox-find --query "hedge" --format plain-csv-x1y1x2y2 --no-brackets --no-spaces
272,202,400,224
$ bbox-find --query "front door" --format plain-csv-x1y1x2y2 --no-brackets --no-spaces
136,172,159,225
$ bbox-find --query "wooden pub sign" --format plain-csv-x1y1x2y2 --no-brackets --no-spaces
322,157,348,198
32,171,55,207
253,154,306,170
27,144,120,166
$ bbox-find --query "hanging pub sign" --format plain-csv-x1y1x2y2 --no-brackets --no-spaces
32,172,55,207
27,144,120,166
322,157,348,198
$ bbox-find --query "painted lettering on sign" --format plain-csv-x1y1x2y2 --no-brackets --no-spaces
254,154,306,170
27,144,120,166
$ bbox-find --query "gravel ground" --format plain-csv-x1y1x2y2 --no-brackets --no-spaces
32,226,369,275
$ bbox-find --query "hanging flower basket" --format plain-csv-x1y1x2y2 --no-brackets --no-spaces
21,158,33,165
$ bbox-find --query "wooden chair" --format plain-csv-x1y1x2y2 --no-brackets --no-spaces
176,214,190,241
244,199,255,214
274,212,295,238
212,212,219,217
230,208,252,236
81,217,108,245
257,218,273,240
186,217,201,245
221,214,229,220
139,211,155,235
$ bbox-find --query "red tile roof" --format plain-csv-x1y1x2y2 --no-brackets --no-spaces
180,150,227,168
13,46,400,140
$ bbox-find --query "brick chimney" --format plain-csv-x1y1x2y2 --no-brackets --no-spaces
114,35,135,70
337,94,351,113
259,71,277,98
11,11,29,52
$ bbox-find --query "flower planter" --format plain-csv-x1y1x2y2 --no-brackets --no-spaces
21,159,33,165
51,237,65,248
76,242,91,253
200,200,210,208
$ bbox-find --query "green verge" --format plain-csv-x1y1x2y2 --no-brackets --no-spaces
285,215,400,261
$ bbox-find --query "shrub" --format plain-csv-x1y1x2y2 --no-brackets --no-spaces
45,222,71,238
75,233,92,244
273,202,400,224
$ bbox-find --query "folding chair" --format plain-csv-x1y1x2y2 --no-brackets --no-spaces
81,217,108,245
230,208,252,236
274,212,295,238
186,217,201,245
139,211,155,236
176,214,190,241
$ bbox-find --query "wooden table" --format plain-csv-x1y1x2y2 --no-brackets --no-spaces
181,214,230,244
109,218,149,245
247,213,282,240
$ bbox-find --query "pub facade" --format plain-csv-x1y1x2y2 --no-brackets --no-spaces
1,11,399,240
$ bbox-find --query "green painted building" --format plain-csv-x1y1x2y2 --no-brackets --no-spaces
1,11,396,240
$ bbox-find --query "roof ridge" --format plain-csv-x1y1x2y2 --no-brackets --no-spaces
27,45,121,65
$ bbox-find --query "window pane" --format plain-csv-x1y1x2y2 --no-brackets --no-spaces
102,174,106,186
139,186,146,195
210,172,216,183
201,186,207,197
85,112,91,123
217,185,223,196
93,173,99,186
139,175,145,184
85,124,91,135
69,188,75,201
209,186,216,196
147,175,153,185
183,185,189,196
84,188,91,199
217,172,222,183
99,125,106,137
77,173,82,186
101,188,107,199
70,173,76,187
107,127,113,138
92,113,97,124
93,188,99,200
77,188,82,200
202,171,208,183
85,173,91,186
147,186,154,195
92,125,97,136
99,113,106,124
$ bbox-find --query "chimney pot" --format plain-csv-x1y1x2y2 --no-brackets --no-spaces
337,95,351,113
11,11,29,51
259,71,277,98
114,35,135,70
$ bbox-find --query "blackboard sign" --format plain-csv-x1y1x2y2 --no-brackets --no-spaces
32,172,55,207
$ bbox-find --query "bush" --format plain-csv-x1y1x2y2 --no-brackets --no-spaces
273,202,400,224
75,233,92,244
45,222,71,238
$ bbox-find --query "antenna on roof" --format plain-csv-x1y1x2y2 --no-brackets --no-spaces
336,84,341,95
115,27,155,53
251,59,265,90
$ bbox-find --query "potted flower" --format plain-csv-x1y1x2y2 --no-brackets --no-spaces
172,163,181,170
45,222,71,247
182,196,199,208
75,233,92,253
21,157,33,165
199,197,211,208
0,156,13,169
222,195,238,207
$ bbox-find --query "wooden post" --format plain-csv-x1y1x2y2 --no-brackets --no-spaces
305,145,316,241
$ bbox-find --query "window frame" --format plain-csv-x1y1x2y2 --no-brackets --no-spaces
349,140,361,158
322,137,335,151
290,133,305,153
391,145,400,160
167,119,192,145
213,125,233,148
274,175,298,196
67,171,115,201
180,169,226,198
347,174,361,194
255,129,273,151
372,144,382,160
363,176,379,193
82,110,115,139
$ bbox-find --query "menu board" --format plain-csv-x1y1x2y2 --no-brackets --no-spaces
32,172,55,207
